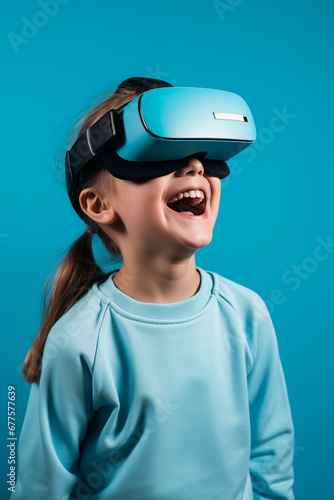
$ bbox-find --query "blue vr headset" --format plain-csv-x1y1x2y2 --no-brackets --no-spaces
65,85,256,218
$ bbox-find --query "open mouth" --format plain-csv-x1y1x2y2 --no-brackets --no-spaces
166,189,207,216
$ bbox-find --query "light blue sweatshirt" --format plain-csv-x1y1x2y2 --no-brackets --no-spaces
12,267,294,500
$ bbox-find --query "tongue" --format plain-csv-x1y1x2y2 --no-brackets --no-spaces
168,197,203,214
169,198,194,213
187,197,202,207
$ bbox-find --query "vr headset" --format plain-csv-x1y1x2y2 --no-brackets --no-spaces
65,86,256,218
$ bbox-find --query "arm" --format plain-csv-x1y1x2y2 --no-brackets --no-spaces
12,331,92,500
247,300,295,500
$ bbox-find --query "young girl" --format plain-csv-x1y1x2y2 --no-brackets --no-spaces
13,77,295,500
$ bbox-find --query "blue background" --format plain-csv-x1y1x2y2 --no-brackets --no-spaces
1,0,333,498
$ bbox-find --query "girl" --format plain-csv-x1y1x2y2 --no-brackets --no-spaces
13,77,295,500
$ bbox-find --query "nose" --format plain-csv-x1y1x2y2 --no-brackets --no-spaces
175,156,204,177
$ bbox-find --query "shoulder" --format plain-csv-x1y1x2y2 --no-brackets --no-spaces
206,268,278,362
42,287,110,375
207,269,270,324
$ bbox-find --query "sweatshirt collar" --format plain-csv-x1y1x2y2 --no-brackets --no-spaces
95,267,214,322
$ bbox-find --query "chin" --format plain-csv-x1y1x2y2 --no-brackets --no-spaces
186,232,213,250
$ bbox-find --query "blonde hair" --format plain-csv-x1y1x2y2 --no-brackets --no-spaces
23,84,144,383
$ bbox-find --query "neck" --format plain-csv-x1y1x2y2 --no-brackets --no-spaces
112,254,200,304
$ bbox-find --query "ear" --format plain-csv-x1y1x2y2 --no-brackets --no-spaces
79,187,119,224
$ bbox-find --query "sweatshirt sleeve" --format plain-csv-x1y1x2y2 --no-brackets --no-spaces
247,297,295,500
12,326,93,500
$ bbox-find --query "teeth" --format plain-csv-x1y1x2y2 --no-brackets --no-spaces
168,189,205,204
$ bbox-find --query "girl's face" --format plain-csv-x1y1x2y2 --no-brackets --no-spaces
105,156,222,260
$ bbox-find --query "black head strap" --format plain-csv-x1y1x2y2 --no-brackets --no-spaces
116,77,173,93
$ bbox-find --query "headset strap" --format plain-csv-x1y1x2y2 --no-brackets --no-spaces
65,109,119,180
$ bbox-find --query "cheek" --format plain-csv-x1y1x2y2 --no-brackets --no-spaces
210,180,221,212
119,193,160,230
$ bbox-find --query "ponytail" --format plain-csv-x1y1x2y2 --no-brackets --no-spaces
22,229,115,383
